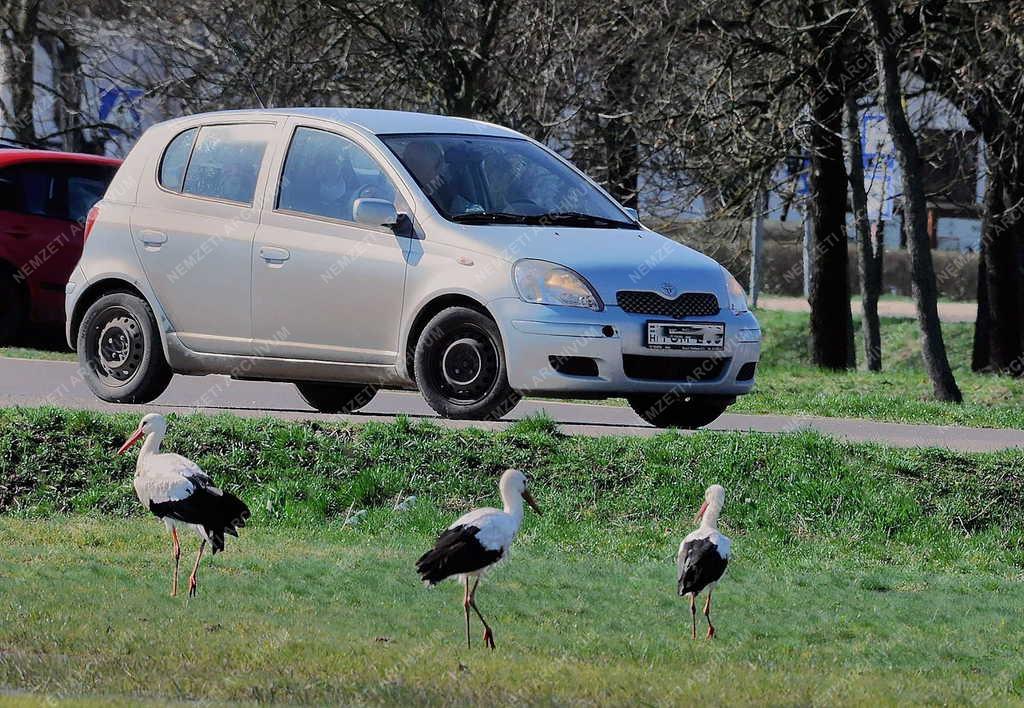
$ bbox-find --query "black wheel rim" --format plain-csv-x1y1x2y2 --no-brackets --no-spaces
87,306,145,387
429,324,500,405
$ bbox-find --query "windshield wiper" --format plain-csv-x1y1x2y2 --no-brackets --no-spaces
529,211,633,228
450,211,527,224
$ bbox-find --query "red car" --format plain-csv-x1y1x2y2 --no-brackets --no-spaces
0,149,120,343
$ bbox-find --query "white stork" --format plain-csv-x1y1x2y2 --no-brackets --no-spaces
677,484,731,639
416,469,541,650
117,413,250,598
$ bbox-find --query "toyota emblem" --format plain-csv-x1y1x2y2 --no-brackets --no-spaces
660,282,676,297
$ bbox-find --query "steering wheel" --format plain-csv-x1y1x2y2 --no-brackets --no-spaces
505,198,542,215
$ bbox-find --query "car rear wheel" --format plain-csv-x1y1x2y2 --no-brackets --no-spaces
414,306,520,420
0,270,26,345
294,382,377,414
627,393,733,429
78,292,172,403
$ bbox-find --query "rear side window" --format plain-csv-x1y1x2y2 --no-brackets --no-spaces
277,126,397,222
66,168,116,222
0,163,115,221
159,127,197,192
180,124,273,204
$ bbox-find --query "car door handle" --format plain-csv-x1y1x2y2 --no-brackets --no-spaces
259,246,290,264
138,229,167,246
4,228,31,239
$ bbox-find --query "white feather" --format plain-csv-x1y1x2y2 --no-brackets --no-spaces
450,507,521,554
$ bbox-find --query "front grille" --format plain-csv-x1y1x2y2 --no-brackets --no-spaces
617,291,720,318
623,355,730,382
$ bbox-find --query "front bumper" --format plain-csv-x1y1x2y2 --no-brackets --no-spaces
489,297,761,396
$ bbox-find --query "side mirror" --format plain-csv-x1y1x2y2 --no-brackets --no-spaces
353,198,398,228
623,207,639,222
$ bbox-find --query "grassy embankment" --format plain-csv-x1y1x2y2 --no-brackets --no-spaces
2,407,1024,704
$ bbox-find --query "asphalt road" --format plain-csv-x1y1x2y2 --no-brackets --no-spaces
1,356,1022,452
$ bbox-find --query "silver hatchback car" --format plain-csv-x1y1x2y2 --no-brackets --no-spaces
67,108,760,427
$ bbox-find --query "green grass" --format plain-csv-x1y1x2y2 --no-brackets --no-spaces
0,345,74,361
2,407,1024,703
733,310,1024,429
4,518,1024,706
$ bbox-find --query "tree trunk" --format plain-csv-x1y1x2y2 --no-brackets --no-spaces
985,160,1024,375
867,0,962,402
844,92,882,371
806,72,853,369
603,58,639,208
0,0,40,145
972,239,991,372
802,205,813,298
50,36,85,152
749,189,766,308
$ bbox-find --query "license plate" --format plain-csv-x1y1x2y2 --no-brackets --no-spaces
646,321,725,350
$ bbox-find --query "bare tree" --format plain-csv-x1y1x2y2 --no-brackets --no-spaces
845,91,882,371
0,0,41,145
866,0,961,401
910,1,1024,376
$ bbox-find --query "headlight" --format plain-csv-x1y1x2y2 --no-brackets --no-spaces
513,259,603,311
722,266,748,314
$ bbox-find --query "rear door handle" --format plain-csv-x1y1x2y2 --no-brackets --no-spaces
138,229,167,246
259,246,290,264
4,228,31,239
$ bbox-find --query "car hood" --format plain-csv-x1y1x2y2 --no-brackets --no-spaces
494,226,729,305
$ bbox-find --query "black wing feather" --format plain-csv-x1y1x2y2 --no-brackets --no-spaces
677,538,728,596
149,486,250,554
415,525,503,585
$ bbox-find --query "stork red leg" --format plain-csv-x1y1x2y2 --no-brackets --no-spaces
171,527,181,597
187,539,206,600
468,578,495,650
690,593,697,639
462,577,472,649
703,592,715,640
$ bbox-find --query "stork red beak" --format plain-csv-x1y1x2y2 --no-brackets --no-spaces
117,428,144,455
695,500,708,523
523,489,542,515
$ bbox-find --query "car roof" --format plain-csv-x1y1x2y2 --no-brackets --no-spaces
0,148,122,168
160,107,526,139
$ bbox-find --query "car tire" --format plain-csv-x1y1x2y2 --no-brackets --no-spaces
0,269,26,345
627,393,734,429
414,306,521,420
77,291,173,403
295,382,377,414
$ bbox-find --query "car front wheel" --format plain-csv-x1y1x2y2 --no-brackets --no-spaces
295,382,377,414
414,306,520,420
78,291,173,403
627,393,733,429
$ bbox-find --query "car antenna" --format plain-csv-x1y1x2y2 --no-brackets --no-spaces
227,43,267,109
246,75,267,109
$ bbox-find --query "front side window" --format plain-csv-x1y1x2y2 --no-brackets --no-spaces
180,124,273,204
277,126,397,223
18,167,60,218
0,165,62,219
381,133,635,229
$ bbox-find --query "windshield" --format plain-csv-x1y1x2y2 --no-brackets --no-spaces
381,134,636,228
